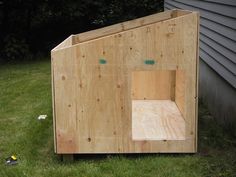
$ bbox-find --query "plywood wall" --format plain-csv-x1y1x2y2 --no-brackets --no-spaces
131,70,176,100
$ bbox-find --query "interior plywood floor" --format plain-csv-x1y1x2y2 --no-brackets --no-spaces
132,100,185,140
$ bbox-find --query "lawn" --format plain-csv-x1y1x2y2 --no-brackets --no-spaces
0,59,235,177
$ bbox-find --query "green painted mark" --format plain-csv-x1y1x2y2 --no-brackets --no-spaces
99,58,107,64
145,59,155,65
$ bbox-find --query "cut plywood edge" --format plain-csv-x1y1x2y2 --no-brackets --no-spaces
132,100,185,140
51,56,57,152
195,11,200,152
52,35,74,51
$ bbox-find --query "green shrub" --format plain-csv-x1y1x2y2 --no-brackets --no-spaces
2,34,30,61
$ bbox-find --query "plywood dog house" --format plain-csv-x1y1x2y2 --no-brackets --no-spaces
51,9,199,154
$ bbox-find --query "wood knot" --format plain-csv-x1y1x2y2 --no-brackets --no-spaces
130,32,134,37
142,140,147,145
97,98,100,102
61,76,66,80
140,19,145,25
88,137,91,142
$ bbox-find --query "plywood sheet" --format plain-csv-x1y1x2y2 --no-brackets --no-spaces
131,71,176,100
132,100,185,140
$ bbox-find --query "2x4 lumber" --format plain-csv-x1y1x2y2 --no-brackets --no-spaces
171,9,192,17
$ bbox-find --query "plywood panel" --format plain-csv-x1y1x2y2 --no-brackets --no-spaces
132,100,185,140
175,70,186,119
182,13,198,145
131,71,176,100
52,47,78,153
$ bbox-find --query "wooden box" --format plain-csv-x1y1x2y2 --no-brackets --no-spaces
51,9,199,154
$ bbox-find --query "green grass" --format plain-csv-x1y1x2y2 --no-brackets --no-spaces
0,59,235,177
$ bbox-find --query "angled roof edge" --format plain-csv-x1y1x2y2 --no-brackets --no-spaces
52,9,195,52
52,35,74,52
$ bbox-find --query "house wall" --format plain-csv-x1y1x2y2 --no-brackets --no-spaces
200,60,236,135
165,0,236,135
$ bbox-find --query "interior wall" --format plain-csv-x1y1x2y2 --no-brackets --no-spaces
175,70,186,119
131,70,176,100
